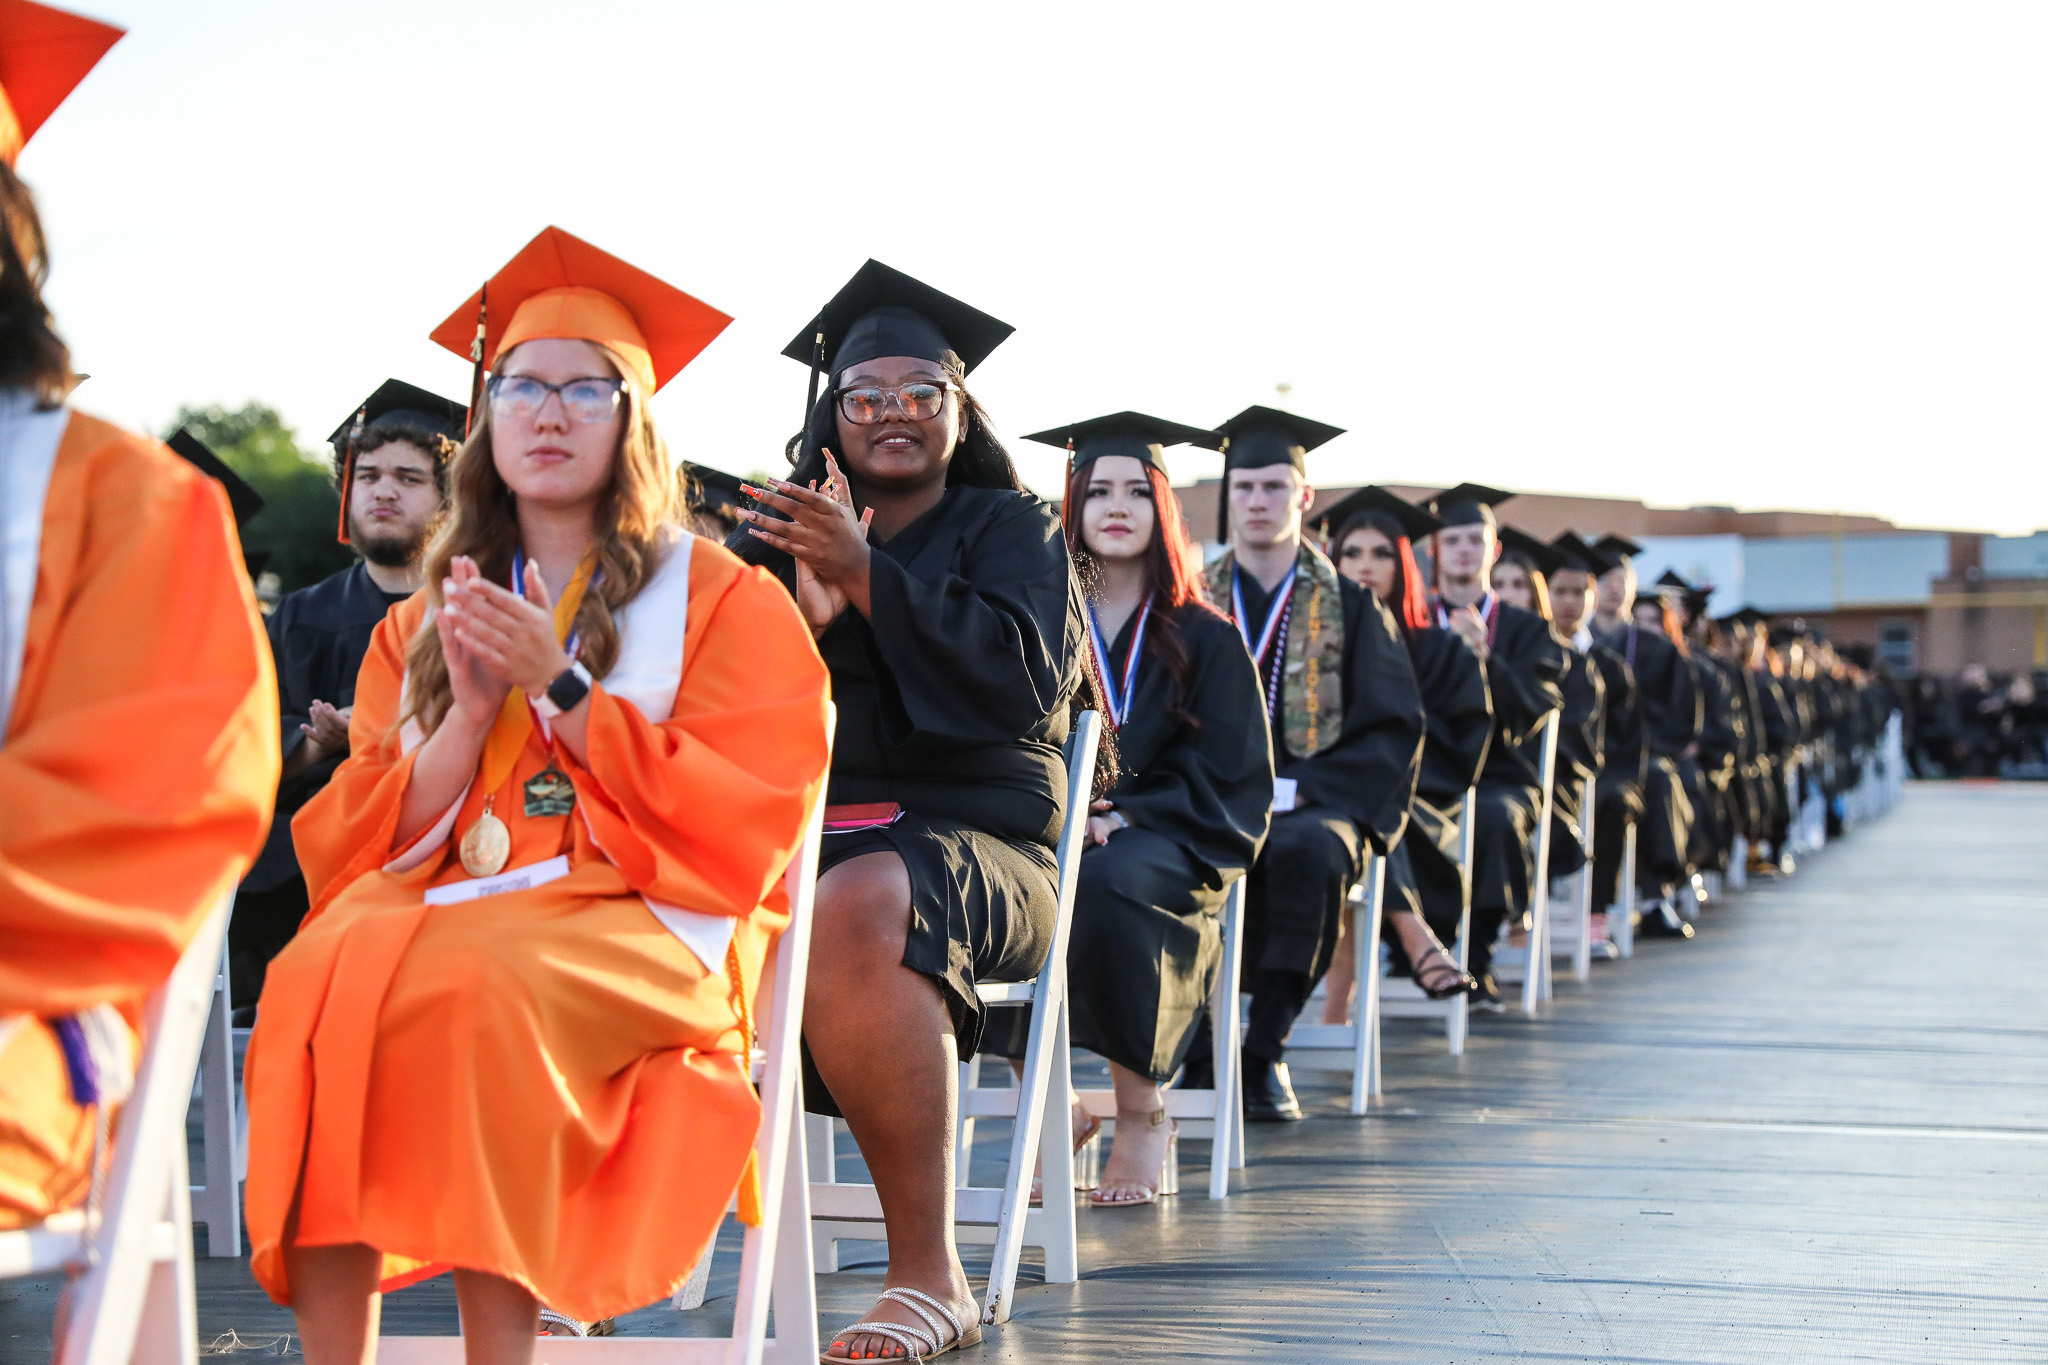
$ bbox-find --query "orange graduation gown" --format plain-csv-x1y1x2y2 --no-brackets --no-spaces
242,534,830,1323
0,409,278,1229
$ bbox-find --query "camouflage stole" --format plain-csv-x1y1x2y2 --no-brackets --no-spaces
1204,542,1347,756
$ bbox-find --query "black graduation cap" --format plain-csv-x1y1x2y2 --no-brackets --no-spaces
1023,411,1218,478
1312,484,1443,544
682,461,746,516
1497,524,1567,576
1429,482,1514,529
1593,532,1644,562
1213,405,1344,476
1548,530,1611,575
1718,605,1771,627
326,379,468,451
782,259,1014,379
165,428,264,530
1656,568,1713,621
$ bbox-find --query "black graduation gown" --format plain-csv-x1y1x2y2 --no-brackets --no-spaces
1596,623,1697,888
1685,655,1740,868
781,486,1085,1082
1233,568,1425,985
1463,602,1565,943
1589,640,1646,911
1057,604,1273,1081
230,562,406,1003
1546,646,1605,877
1391,627,1492,950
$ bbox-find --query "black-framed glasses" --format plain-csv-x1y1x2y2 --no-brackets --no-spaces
836,380,959,425
487,374,625,424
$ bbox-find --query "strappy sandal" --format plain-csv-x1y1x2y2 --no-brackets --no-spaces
822,1285,982,1362
1411,944,1478,1001
537,1308,616,1336
1087,1108,1178,1208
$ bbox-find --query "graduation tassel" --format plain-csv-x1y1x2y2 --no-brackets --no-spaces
797,329,825,470
465,283,489,438
725,936,766,1227
334,405,366,545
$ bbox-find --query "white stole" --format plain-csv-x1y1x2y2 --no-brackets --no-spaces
0,391,69,740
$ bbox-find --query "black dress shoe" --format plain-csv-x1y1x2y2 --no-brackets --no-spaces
1637,898,1695,939
1242,1056,1302,1122
1177,1050,1215,1092
1471,971,1505,1012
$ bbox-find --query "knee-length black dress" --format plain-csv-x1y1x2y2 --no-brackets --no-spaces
769,486,1084,1106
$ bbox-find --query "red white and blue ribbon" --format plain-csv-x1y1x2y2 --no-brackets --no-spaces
1086,597,1152,731
1233,565,1297,720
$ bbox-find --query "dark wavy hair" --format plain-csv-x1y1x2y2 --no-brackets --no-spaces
0,163,70,406
1061,455,1220,731
1492,548,1553,620
1331,509,1432,634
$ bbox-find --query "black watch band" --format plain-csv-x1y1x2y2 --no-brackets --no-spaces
536,661,592,719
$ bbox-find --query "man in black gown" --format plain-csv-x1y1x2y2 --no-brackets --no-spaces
229,380,462,1014
1549,533,1640,955
1425,487,1564,1008
1202,407,1425,1121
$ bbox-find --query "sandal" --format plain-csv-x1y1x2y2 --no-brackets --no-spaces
1088,1108,1178,1208
537,1308,615,1336
1029,1109,1101,1204
1412,944,1478,1001
822,1285,982,1362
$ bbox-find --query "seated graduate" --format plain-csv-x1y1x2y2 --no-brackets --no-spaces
730,261,1083,1361
1316,486,1486,1016
1549,532,1642,951
1658,571,1743,885
1,13,277,1231
1002,412,1272,1207
231,381,464,1018
1198,410,1425,1122
241,228,832,1352
1590,537,1700,936
1424,486,1564,1008
1494,527,1602,896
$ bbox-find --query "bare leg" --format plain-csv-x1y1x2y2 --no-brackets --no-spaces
1319,912,1355,1025
1007,1058,1100,1196
1091,1062,1173,1205
453,1270,538,1364
1388,910,1465,993
285,1243,382,1365
807,853,976,1360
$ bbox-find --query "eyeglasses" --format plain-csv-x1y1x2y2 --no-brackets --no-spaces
836,381,958,425
487,374,625,424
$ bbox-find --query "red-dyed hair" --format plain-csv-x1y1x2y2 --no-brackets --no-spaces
1330,509,1432,635
1635,594,1691,656
1063,458,1220,726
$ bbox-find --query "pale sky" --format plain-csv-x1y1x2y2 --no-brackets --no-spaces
22,1,2048,534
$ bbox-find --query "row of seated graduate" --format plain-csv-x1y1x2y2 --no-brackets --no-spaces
3,144,1899,1362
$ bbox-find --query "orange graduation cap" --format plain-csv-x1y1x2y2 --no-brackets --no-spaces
429,227,732,405
0,0,124,166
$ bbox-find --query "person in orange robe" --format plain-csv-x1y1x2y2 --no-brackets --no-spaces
241,226,831,1358
0,2,278,1232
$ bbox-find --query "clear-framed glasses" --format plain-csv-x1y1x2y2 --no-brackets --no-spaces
836,380,959,425
487,374,625,424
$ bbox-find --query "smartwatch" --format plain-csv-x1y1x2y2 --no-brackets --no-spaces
532,661,593,720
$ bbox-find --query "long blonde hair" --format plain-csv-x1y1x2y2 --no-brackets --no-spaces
401,345,678,736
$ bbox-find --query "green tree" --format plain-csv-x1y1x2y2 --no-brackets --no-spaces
166,403,355,595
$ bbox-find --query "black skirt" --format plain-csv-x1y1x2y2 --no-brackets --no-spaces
801,813,1057,1116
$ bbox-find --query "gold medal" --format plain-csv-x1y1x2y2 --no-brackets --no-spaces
459,797,511,877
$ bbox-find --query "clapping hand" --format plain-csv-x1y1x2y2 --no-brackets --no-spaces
435,557,518,731
301,699,353,759
1447,603,1491,661
740,450,874,633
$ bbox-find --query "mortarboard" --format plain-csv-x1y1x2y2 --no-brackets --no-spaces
1428,482,1514,529
1497,524,1567,576
430,226,731,409
1023,411,1217,479
1718,605,1770,627
782,259,1012,380
1593,532,1644,562
1656,568,1713,621
166,428,264,531
1312,484,1443,544
327,379,467,543
1213,405,1344,477
1548,530,1611,575
0,1,123,166
683,461,746,517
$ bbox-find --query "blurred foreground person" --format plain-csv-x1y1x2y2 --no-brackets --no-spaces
229,381,464,1016
1,4,277,1231
998,413,1271,1206
1317,487,1484,1019
1201,410,1424,1119
1550,533,1638,953
243,229,830,1355
734,262,1082,1360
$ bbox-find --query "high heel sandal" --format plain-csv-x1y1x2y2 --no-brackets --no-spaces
1030,1110,1102,1203
1087,1108,1178,1208
1411,944,1479,1000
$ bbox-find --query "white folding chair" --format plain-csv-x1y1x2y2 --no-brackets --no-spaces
380,734,834,1364
1,894,230,1365
1490,712,1560,1013
1726,832,1749,891
1610,821,1638,959
1546,775,1596,985
1283,853,1386,1115
809,712,1101,1328
188,942,240,1259
1375,789,1476,1057
1071,875,1247,1198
